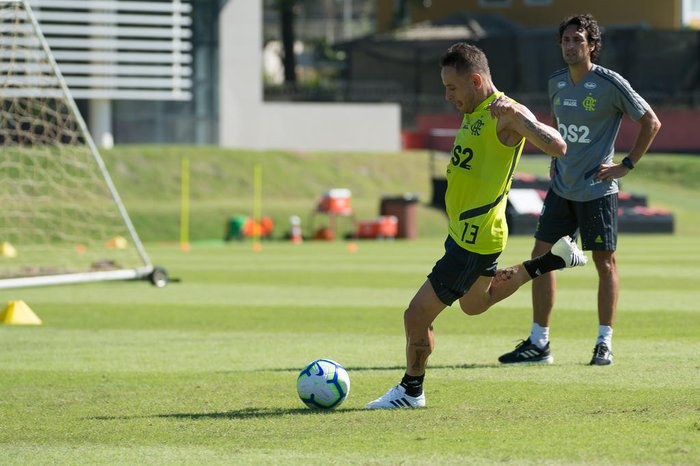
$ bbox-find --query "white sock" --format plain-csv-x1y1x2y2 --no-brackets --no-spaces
530,323,549,350
597,325,613,348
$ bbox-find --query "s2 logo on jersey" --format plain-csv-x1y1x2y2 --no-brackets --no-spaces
558,123,591,144
451,145,475,170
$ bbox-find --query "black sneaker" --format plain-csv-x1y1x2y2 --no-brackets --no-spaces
590,342,613,365
498,338,553,364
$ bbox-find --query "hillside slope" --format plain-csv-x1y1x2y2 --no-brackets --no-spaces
102,146,445,241
101,147,700,241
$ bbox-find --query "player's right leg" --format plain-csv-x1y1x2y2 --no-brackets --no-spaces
366,280,443,410
531,239,556,329
499,189,579,364
499,239,557,364
367,236,498,410
497,236,586,364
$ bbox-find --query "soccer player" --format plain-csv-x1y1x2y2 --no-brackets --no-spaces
366,43,587,409
498,14,661,366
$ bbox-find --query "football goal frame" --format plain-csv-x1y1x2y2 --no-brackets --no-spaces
0,0,167,289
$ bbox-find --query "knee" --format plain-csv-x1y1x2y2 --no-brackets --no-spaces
593,253,617,275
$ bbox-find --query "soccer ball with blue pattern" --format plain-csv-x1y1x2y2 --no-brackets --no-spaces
296,359,350,409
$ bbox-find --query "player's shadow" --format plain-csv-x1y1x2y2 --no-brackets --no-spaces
348,363,492,371
157,407,367,419
90,407,365,422
89,365,495,422
251,363,493,373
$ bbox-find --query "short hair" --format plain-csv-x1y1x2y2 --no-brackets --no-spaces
559,13,602,62
440,42,491,79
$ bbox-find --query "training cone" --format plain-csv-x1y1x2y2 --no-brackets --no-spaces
1,300,42,325
0,241,17,258
105,235,128,249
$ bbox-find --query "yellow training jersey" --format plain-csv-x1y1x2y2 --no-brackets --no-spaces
445,92,524,254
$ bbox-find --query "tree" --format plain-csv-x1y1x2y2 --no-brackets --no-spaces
277,0,298,85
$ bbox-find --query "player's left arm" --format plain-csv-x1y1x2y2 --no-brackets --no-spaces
595,108,662,181
488,95,567,157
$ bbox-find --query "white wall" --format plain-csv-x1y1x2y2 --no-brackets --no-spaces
219,0,401,152
27,0,192,147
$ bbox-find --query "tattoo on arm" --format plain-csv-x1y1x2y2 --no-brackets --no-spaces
524,118,553,144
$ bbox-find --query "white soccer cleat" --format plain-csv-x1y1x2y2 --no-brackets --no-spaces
365,384,426,410
551,236,587,268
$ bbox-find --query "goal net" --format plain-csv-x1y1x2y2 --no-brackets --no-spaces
0,0,160,289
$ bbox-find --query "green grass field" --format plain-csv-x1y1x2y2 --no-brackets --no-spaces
1,149,699,464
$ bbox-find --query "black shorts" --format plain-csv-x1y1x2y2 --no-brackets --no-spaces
427,236,500,306
535,189,617,251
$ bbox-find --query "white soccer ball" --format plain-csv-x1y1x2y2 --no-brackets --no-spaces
296,359,350,409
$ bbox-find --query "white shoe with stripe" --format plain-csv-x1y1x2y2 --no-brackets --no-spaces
551,235,587,268
365,384,426,409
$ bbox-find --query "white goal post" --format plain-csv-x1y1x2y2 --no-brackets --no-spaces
0,0,166,288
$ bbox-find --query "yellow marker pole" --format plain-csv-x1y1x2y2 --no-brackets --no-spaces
252,164,263,251
180,157,191,252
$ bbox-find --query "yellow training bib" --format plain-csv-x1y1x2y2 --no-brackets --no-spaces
445,92,524,254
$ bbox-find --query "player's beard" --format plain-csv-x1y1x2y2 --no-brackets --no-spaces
564,50,587,66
